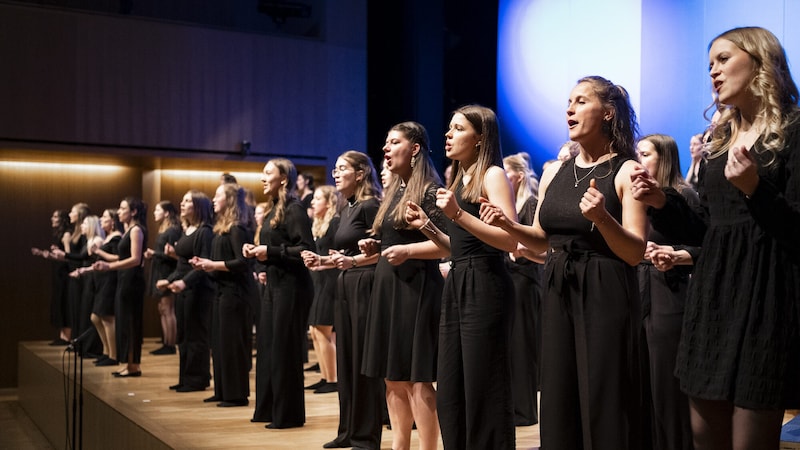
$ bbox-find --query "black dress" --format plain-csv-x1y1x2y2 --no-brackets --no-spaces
538,155,641,450
168,224,214,389
637,187,698,450
252,199,314,427
307,216,340,326
507,195,543,427
148,225,181,297
651,124,800,410
64,235,87,334
362,183,445,382
437,183,516,450
48,234,70,331
93,235,121,317
329,196,383,449
210,224,258,403
116,225,146,365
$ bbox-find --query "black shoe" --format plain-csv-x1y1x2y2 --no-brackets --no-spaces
169,383,183,390
94,354,109,363
314,382,337,394
322,439,350,449
96,358,119,366
305,379,326,390
304,362,320,372
203,395,221,403
175,385,206,392
49,338,69,346
265,422,303,429
150,345,176,355
112,370,141,378
217,399,248,407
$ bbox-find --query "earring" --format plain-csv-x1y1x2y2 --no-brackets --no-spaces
410,155,416,169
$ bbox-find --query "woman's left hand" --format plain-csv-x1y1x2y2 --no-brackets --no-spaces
725,145,759,196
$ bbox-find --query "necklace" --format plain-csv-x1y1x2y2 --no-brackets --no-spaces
573,161,599,188
572,153,616,188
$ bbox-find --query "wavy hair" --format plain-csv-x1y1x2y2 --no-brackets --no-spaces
503,152,539,212
577,76,639,159
706,27,800,164
372,122,442,232
311,185,339,239
450,105,503,202
337,150,382,204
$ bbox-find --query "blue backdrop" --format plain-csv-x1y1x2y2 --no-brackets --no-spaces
497,0,799,176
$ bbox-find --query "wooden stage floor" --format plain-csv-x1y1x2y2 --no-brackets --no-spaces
18,339,541,449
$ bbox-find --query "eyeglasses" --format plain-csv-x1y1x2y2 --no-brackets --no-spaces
331,166,354,177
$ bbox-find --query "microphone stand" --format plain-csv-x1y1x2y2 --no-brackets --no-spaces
67,328,93,450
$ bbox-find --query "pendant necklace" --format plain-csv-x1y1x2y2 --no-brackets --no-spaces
573,161,599,188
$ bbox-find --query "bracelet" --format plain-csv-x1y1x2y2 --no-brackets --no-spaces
418,218,431,230
450,208,463,221
350,256,358,267
419,218,437,235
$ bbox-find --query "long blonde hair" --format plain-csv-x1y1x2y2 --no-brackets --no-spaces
214,183,252,234
706,27,800,164
311,185,339,239
70,203,90,244
372,122,441,233
503,152,539,212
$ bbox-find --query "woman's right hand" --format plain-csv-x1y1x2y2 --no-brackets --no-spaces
404,201,428,230
301,250,321,268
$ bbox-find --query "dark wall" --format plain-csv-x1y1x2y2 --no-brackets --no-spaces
366,0,497,174
0,1,367,165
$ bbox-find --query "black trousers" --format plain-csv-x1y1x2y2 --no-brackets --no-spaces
437,255,516,450
540,251,641,450
332,266,383,449
176,285,212,388
116,270,145,365
252,266,311,427
638,264,693,450
211,286,253,402
509,262,542,426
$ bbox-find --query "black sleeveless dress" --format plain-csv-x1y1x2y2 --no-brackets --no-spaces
116,226,146,364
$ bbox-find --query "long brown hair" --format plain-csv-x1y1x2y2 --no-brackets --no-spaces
337,150,382,204
372,122,441,232
449,105,503,203
638,134,691,194
156,200,180,233
264,158,297,228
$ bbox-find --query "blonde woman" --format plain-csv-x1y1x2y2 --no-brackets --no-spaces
89,209,123,366
192,183,258,407
633,26,800,448
502,152,544,427
300,185,341,394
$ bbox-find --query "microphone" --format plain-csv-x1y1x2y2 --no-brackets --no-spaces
66,328,95,351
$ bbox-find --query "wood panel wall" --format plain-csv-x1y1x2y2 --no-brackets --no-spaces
0,147,325,389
